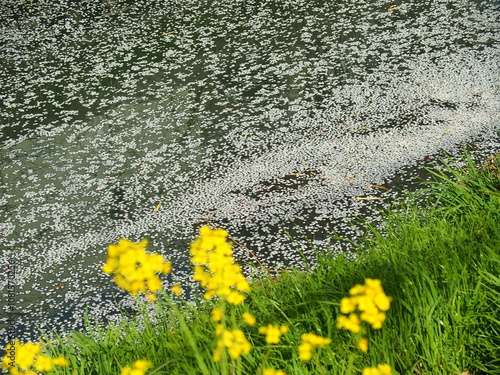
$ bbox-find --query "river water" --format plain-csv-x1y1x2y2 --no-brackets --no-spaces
0,0,499,347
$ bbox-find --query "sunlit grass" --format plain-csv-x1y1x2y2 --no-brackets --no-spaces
2,153,499,375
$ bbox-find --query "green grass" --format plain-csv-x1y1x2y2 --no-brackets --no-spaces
9,153,500,375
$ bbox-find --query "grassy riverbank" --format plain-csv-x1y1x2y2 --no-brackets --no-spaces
5,153,500,375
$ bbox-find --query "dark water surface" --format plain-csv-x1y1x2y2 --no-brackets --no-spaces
0,0,499,348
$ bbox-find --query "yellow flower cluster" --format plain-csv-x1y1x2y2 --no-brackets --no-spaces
357,337,369,352
242,312,256,326
258,324,288,344
337,278,391,332
102,238,171,301
170,285,182,296
211,307,223,322
213,328,252,361
263,369,286,375
190,226,250,305
362,363,392,375
1,341,69,374
119,359,151,375
298,333,332,361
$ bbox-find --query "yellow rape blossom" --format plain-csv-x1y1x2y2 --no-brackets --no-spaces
263,369,287,375
300,333,331,347
374,292,392,311
52,356,70,366
298,342,313,361
337,278,391,332
190,226,251,305
34,354,53,372
362,364,392,375
360,311,386,329
340,296,358,314
171,285,182,296
120,359,152,375
242,312,256,326
211,308,223,322
212,348,222,362
357,337,369,352
102,238,171,301
336,313,362,333
258,324,288,344
1,341,69,375
214,328,252,361
298,332,331,361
